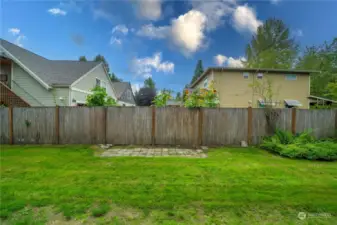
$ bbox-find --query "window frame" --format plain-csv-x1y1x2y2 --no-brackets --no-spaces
243,72,249,79
257,73,263,79
203,78,208,88
95,78,107,89
285,74,297,81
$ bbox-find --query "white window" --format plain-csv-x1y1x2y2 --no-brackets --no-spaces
101,81,106,89
95,78,106,89
243,72,249,79
286,74,297,80
203,78,208,88
95,78,101,87
257,73,263,79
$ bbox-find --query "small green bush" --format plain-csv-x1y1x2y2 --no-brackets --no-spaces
261,130,337,161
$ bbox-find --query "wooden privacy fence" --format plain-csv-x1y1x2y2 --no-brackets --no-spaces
0,107,336,146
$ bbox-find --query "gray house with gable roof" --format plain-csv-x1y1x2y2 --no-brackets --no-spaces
0,39,132,106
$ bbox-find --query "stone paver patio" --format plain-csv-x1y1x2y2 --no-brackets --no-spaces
100,147,207,158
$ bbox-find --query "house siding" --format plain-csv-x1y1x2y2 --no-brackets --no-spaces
213,71,310,109
72,64,116,104
11,62,69,106
194,72,214,89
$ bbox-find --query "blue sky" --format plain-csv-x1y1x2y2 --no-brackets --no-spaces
2,0,337,93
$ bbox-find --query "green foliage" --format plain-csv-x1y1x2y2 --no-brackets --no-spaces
184,82,219,108
78,56,87,61
144,77,156,89
94,54,110,73
110,72,122,82
190,59,204,84
261,130,337,161
326,82,337,100
175,92,182,101
245,18,299,69
86,86,117,106
153,90,172,107
91,204,110,217
134,87,156,106
296,38,337,97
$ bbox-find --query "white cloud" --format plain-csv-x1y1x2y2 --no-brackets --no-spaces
110,25,128,45
214,54,246,67
227,57,246,67
232,4,262,33
137,0,162,21
191,0,235,31
112,25,129,35
132,52,174,78
8,28,26,47
171,10,207,56
14,35,26,47
8,28,20,36
136,24,169,39
92,8,114,22
48,8,67,16
214,54,228,66
293,29,304,37
110,37,122,45
131,83,142,94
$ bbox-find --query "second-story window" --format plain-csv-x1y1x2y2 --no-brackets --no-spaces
95,78,101,87
257,73,263,79
243,72,249,79
203,78,208,88
95,78,106,89
286,74,297,80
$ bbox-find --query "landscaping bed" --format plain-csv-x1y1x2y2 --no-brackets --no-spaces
1,145,336,224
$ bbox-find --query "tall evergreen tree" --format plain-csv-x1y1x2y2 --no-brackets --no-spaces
110,72,122,82
144,77,156,89
94,54,110,73
245,18,298,69
190,60,204,84
79,56,87,61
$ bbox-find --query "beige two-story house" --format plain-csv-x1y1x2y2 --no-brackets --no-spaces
190,67,316,109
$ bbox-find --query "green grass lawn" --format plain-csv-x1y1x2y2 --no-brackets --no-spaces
1,145,337,225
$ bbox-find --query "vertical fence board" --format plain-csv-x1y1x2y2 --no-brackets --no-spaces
252,108,292,144
202,108,248,146
106,107,152,145
155,107,198,146
0,108,9,144
296,109,335,138
13,107,56,144
59,107,105,144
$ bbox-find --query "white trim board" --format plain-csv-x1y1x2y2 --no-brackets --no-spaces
0,46,51,90
71,87,92,94
70,63,103,87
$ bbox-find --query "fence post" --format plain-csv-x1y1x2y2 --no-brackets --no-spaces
104,107,108,144
8,106,13,145
151,106,156,146
198,108,203,147
55,106,60,144
247,106,252,145
291,107,297,135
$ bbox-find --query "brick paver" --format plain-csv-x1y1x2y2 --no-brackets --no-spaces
100,146,207,158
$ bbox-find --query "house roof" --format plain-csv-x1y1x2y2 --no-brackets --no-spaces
190,67,319,88
111,82,136,105
0,39,101,87
308,95,337,104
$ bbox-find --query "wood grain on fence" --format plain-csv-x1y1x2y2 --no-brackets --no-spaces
252,108,292,144
202,108,248,146
155,107,198,146
296,109,336,138
0,108,9,144
59,107,106,144
106,107,152,145
1,107,336,146
13,107,56,144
